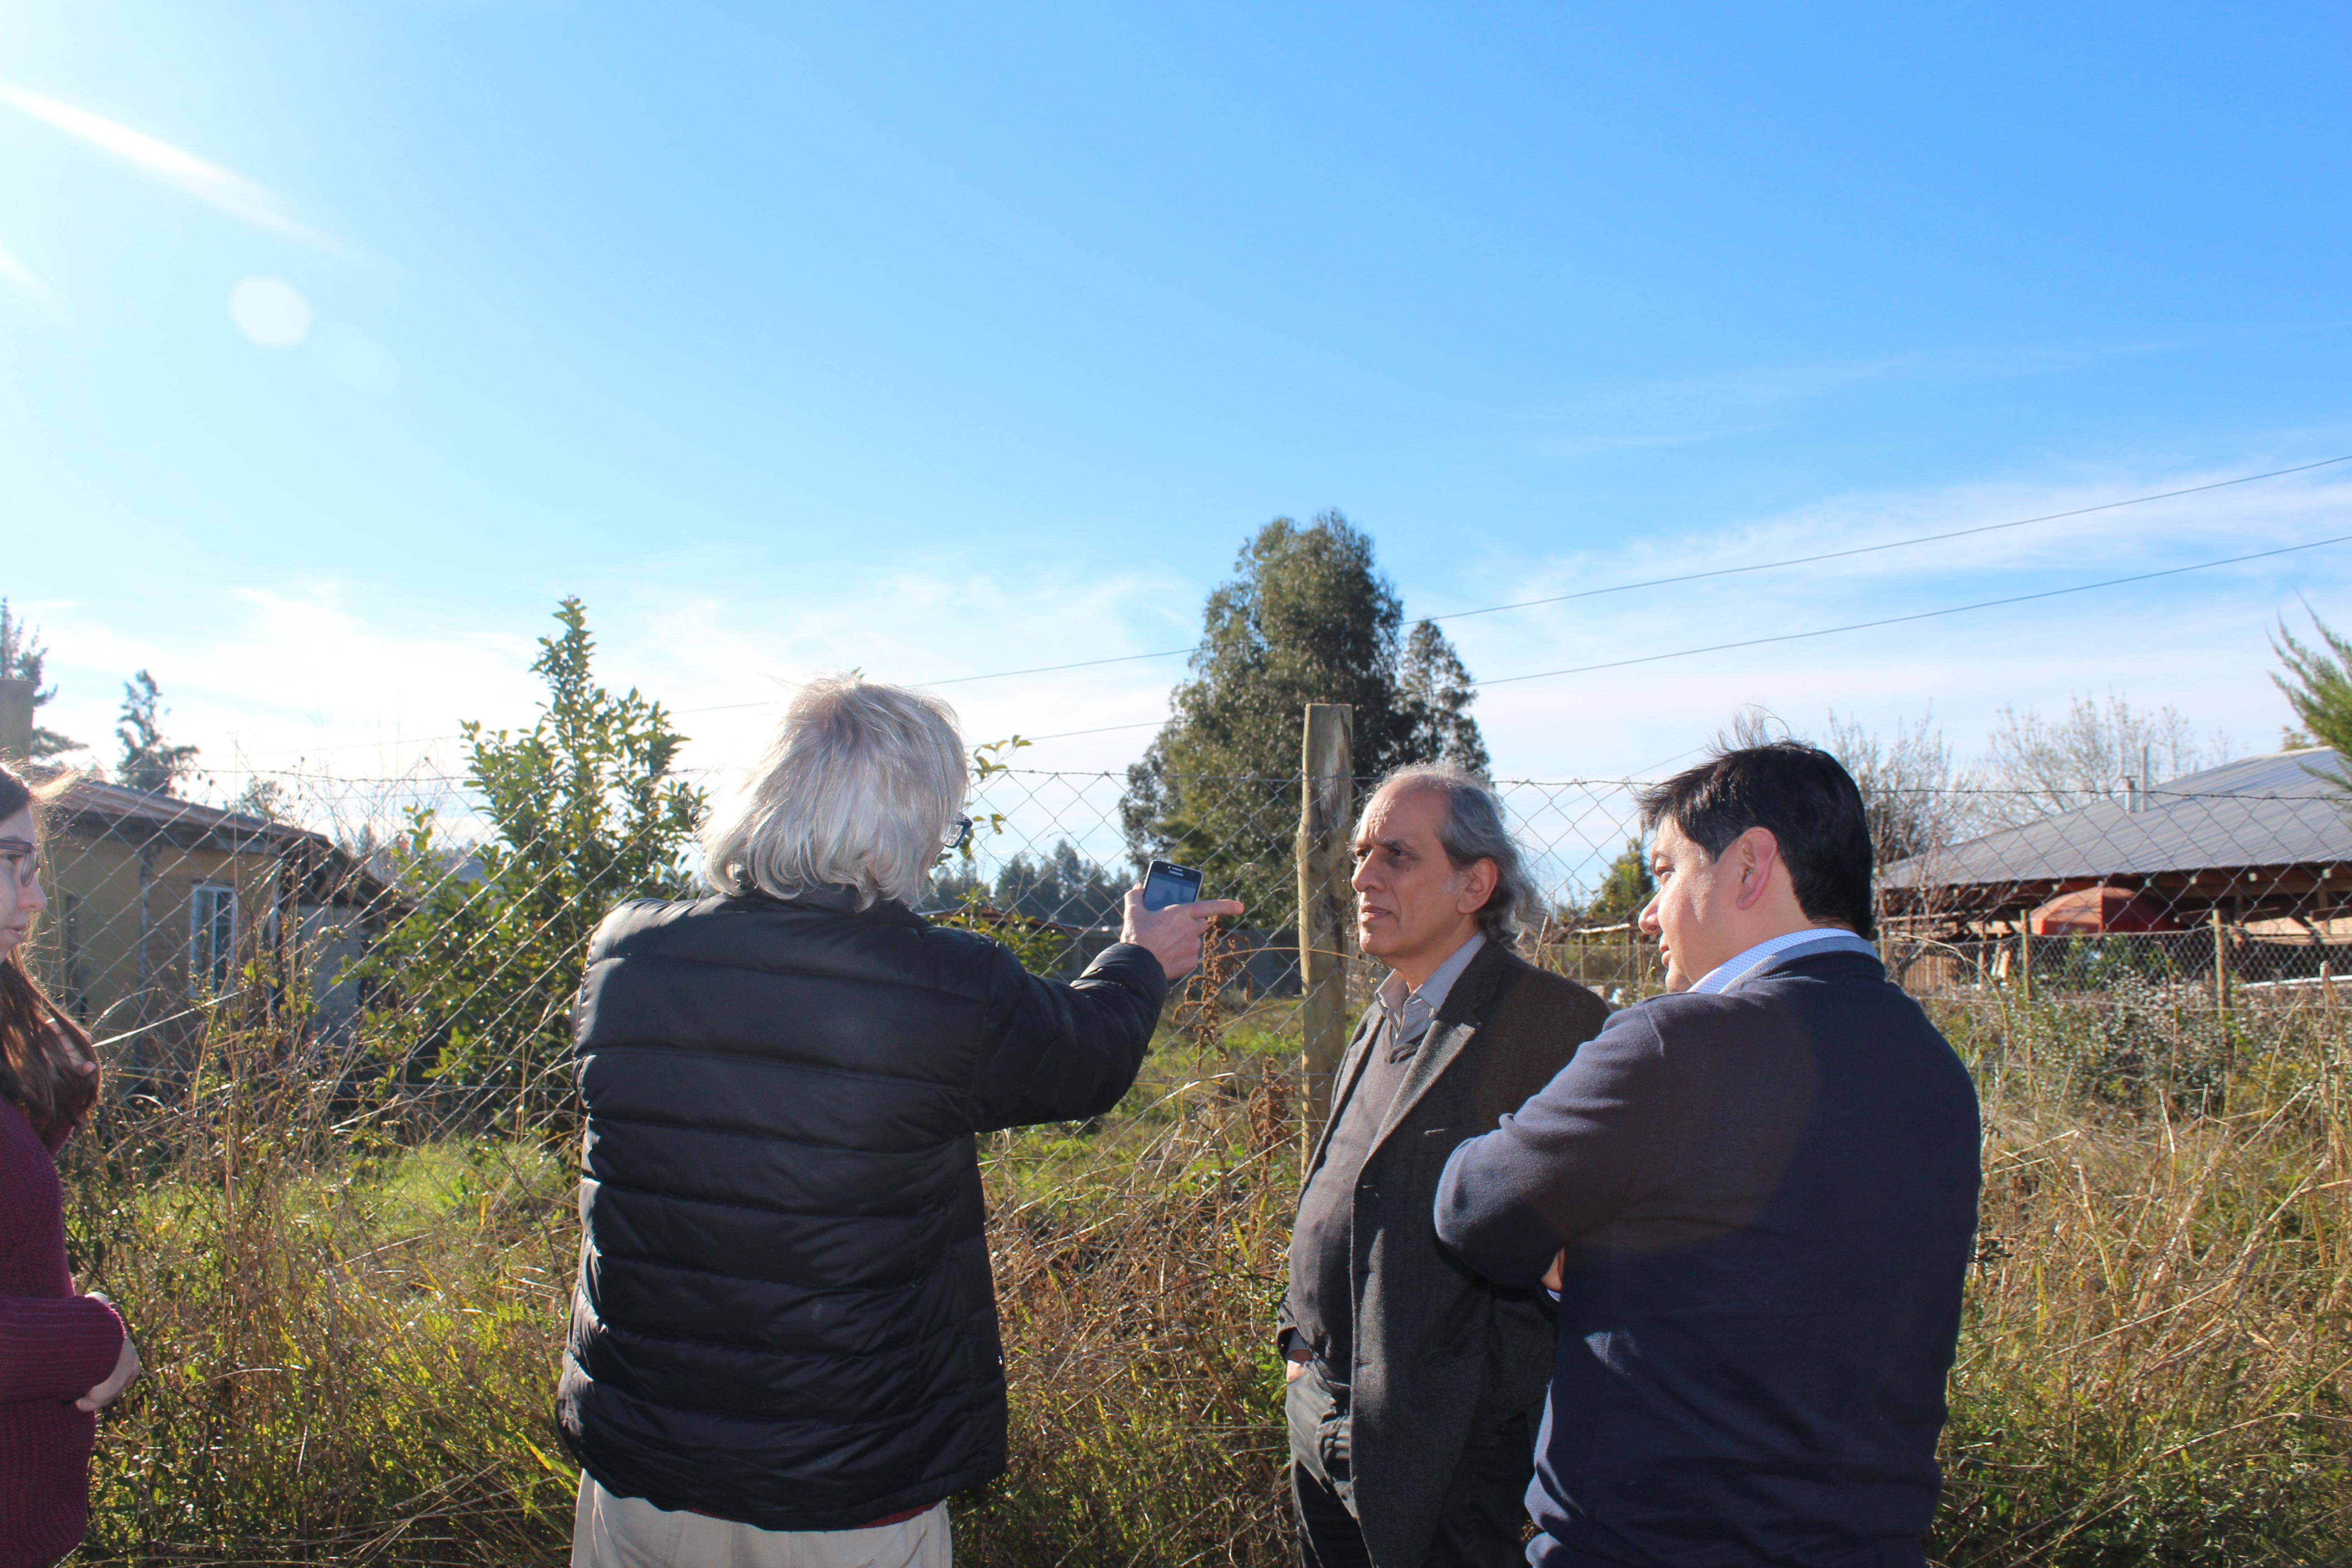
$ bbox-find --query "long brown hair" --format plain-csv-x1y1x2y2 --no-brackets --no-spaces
0,763,98,1142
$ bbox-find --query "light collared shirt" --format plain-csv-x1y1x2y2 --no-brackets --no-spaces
1688,927,1879,995
1373,930,1486,1058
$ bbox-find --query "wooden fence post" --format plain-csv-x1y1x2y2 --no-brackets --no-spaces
0,678,32,766
2212,904,2230,1017
2017,914,2033,1005
1296,704,1355,1133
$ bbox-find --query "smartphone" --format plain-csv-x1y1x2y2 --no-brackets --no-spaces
1142,859,1205,911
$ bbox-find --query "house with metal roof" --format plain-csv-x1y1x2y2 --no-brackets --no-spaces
28,775,396,1069
1880,747,2352,933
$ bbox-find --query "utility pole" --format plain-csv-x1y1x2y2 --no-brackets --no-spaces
1296,704,1355,1132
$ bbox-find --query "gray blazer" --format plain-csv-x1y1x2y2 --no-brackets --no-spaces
1279,940,1609,1567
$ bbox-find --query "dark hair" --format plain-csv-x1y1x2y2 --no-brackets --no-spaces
1635,741,1877,939
0,764,98,1143
1367,763,1534,944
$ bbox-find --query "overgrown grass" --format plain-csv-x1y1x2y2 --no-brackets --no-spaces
54,988,2352,1565
66,1057,578,1565
1928,990,2352,1566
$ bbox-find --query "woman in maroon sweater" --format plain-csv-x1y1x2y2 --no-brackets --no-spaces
0,764,140,1568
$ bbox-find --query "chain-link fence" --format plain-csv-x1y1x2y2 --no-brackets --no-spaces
21,751,2352,1098
931,756,2352,1016
14,748,2352,1563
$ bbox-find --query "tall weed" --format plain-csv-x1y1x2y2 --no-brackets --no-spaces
53,990,2352,1565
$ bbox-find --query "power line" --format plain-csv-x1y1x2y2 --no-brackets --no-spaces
1019,720,1167,743
204,453,2352,761
1472,532,2352,687
1011,530,2351,742
1427,454,2352,625
926,650,1191,687
911,454,2351,688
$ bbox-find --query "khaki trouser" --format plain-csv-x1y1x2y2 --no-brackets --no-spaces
573,1476,951,1568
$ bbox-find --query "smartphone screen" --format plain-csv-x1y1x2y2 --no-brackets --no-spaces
1142,859,1205,911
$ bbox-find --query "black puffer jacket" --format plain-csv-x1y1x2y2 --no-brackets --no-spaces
555,887,1167,1530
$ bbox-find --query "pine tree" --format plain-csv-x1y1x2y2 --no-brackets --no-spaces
0,601,79,760
2273,608,2352,794
115,671,201,795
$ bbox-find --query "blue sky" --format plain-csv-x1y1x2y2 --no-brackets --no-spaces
3,1,2348,789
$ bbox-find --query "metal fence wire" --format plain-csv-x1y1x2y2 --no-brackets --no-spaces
14,750,2352,1564
21,755,2352,1092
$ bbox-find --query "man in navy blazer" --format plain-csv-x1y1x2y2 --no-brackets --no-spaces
1434,741,1980,1568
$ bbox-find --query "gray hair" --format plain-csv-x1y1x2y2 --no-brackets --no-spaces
1366,763,1534,944
702,674,965,910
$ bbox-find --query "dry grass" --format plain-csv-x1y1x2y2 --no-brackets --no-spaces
51,988,2352,1566
1929,989,2352,1566
64,1039,578,1566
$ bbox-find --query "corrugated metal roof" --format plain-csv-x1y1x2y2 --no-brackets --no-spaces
1882,748,2351,889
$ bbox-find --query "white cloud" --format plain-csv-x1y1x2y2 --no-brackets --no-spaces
0,84,345,251
1435,456,2352,777
19,451,2346,876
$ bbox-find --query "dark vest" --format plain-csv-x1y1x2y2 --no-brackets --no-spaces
556,888,1165,1530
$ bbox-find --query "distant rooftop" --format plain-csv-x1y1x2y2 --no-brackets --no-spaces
43,773,394,906
1882,748,2351,915
47,774,330,853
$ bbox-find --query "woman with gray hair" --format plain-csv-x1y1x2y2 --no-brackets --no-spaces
558,675,1239,1568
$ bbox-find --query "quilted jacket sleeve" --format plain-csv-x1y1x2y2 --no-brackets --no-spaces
967,941,1169,1132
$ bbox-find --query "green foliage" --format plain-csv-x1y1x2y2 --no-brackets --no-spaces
923,883,1078,977
363,598,705,1117
1585,837,1655,925
2272,606,2352,790
1119,510,1487,914
70,1099,579,1565
0,598,79,760
114,669,200,796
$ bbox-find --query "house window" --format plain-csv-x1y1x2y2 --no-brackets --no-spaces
191,884,236,993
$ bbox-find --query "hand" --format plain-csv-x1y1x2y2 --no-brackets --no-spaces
1540,1250,1565,1293
1121,889,1245,982
77,1325,140,1412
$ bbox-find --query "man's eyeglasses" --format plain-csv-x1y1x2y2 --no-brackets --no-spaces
937,816,974,862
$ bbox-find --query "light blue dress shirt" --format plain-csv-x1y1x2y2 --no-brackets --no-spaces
1687,927,1880,995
